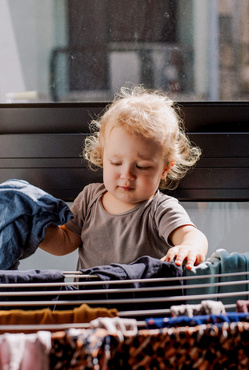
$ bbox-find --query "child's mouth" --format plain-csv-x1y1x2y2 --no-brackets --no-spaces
119,186,133,191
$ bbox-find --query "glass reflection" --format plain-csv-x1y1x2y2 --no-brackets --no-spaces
1,0,249,103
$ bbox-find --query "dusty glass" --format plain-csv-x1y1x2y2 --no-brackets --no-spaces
1,0,249,103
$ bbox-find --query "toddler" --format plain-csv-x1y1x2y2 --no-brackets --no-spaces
40,86,208,270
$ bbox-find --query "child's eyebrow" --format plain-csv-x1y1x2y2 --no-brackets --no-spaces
136,153,159,161
107,154,122,159
137,155,153,160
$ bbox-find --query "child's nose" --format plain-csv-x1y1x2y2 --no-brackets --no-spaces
120,164,135,180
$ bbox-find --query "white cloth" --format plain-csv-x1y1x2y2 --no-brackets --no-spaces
0,331,51,370
170,300,226,318
90,317,138,340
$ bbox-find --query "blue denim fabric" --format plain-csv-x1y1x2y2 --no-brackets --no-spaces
0,179,73,270
145,312,249,328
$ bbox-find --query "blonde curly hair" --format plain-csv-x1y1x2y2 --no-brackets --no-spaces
83,85,201,190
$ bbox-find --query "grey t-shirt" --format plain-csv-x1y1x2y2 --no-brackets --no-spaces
66,183,194,269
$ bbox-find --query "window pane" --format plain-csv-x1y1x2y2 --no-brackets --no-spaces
1,0,249,102
184,201,249,258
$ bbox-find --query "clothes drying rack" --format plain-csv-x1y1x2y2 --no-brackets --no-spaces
0,269,248,331
0,269,248,369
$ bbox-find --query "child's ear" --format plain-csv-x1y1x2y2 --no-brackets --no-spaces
161,167,168,180
161,162,175,179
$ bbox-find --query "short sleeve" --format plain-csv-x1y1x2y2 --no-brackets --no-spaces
66,183,105,237
153,194,195,245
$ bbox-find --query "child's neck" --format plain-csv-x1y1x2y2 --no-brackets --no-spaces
102,191,139,214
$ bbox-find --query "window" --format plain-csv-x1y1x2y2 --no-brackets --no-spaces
1,0,249,103
1,0,249,269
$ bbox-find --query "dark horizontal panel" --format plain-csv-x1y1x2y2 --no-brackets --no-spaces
46,188,83,201
179,168,249,189
3,157,249,169
0,168,103,201
0,158,84,168
179,102,249,132
0,166,248,201
189,133,249,158
172,189,249,201
2,157,249,170
2,133,249,161
0,134,86,158
1,102,249,134
196,158,249,168
0,104,105,134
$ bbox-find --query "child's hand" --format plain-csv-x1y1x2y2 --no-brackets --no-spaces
161,225,208,270
161,244,206,270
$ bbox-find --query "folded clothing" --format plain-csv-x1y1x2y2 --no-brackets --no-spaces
0,179,73,270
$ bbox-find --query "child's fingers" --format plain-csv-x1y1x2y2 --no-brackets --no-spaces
195,252,206,265
175,249,194,267
161,246,205,270
161,246,180,262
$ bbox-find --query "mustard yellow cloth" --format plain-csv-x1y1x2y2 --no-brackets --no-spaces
0,304,118,330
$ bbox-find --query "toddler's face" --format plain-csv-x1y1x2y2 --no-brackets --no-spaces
102,125,168,210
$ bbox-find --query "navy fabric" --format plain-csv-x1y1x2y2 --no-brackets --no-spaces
0,269,74,310
80,256,184,312
0,179,73,270
80,255,183,281
0,269,65,284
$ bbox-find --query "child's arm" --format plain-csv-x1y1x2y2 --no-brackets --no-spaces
39,225,81,256
161,225,208,270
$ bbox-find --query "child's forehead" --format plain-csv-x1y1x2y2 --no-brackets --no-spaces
104,125,164,153
104,123,144,141
103,118,150,137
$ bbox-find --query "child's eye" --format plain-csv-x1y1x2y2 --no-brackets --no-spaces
136,165,149,170
111,161,122,166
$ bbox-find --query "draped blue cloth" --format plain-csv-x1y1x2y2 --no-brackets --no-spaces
0,179,73,269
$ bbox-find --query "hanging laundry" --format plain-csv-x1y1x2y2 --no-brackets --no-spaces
0,304,118,333
0,269,69,310
145,312,249,329
50,322,249,369
80,255,184,312
109,322,249,369
0,179,73,269
50,328,113,370
237,299,249,313
0,269,65,284
89,317,138,339
170,300,226,317
0,331,51,370
183,248,249,305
